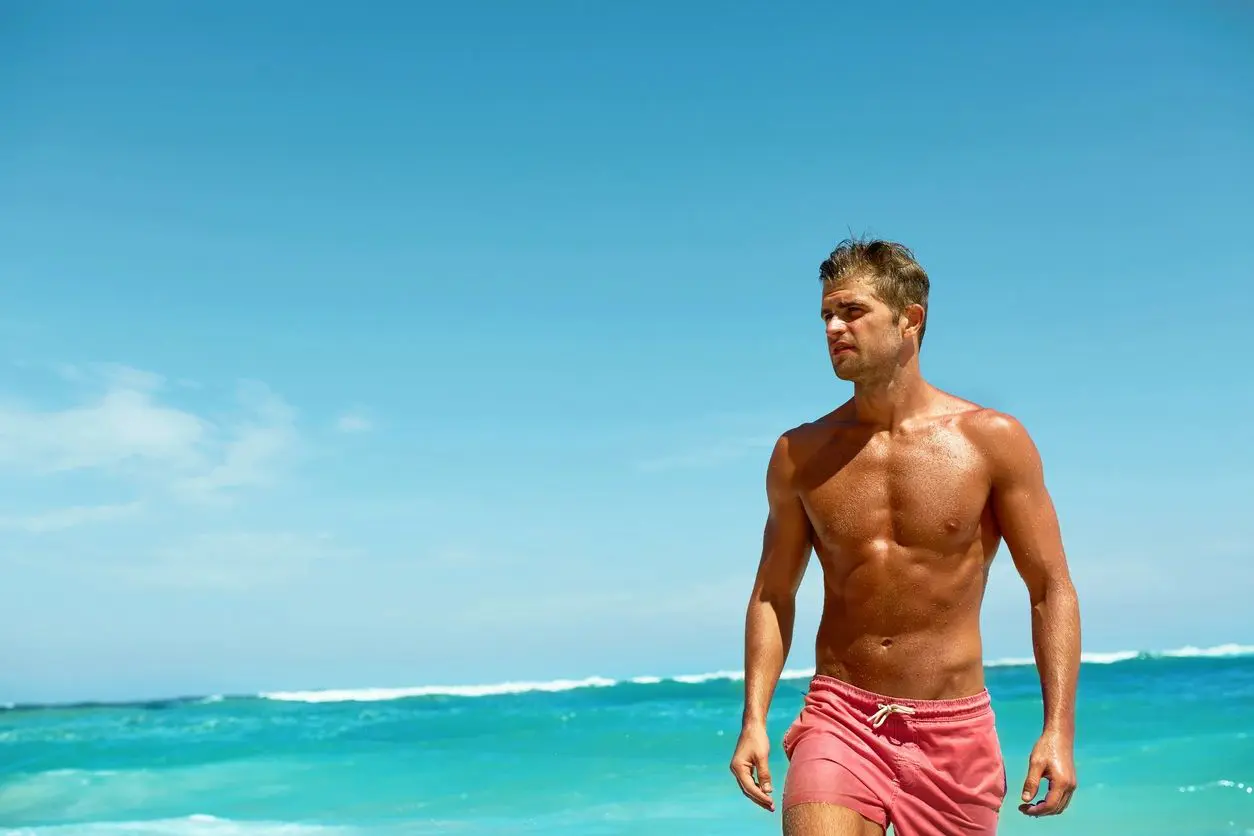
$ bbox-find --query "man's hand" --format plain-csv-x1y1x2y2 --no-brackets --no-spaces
730,723,775,812
1019,729,1077,816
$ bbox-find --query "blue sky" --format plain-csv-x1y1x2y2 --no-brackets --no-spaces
2,1,1252,704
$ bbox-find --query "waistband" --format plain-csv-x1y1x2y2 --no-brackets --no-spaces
807,674,991,722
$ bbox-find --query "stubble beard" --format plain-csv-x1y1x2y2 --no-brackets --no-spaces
831,345,899,388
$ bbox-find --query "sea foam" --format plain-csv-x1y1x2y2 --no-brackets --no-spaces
261,676,617,703
256,642,1254,704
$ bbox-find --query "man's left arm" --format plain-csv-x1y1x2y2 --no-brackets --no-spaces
986,413,1081,817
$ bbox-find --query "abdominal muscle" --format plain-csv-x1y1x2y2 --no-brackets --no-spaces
810,539,995,701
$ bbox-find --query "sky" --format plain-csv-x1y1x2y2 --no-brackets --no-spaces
1,1,1252,705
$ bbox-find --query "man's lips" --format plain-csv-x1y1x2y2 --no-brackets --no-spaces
830,344,855,356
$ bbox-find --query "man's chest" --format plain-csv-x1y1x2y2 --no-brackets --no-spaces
797,429,993,549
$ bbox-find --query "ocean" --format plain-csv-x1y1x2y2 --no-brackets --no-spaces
2,646,1252,835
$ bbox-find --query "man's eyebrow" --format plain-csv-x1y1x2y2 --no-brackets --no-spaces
822,296,870,309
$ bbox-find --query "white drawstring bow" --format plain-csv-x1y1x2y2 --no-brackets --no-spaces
868,702,917,728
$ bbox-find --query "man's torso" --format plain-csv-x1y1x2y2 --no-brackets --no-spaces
786,395,1004,700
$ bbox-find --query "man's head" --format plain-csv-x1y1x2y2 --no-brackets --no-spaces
818,237,930,383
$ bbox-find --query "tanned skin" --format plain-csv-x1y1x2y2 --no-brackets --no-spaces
728,274,1081,835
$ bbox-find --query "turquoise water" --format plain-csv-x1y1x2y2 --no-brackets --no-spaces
3,648,1253,835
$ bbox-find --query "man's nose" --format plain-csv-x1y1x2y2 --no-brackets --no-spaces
826,317,847,337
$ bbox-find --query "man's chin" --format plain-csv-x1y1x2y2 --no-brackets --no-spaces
831,363,856,381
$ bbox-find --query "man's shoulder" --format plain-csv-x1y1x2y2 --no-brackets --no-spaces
949,403,1040,478
766,406,850,476
769,421,816,469
777,404,853,448
954,405,1032,448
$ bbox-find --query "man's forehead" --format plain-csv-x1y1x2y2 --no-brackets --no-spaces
822,277,880,304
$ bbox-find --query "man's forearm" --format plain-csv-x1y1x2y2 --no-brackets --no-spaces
742,594,795,727
1031,579,1081,736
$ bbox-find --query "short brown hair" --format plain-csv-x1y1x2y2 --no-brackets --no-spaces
819,236,930,348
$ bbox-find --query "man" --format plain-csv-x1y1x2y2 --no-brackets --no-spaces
729,238,1080,836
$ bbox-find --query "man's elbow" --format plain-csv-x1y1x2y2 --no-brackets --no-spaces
751,583,798,612
1029,573,1079,611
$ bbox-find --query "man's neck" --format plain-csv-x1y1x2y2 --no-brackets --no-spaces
851,363,931,430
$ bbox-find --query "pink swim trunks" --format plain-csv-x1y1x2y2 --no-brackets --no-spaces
782,675,1007,834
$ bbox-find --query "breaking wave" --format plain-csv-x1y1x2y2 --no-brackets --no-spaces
985,642,1254,668
257,643,1254,703
6,643,1248,711
260,676,620,703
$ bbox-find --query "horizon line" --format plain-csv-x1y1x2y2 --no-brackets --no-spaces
6,642,1250,711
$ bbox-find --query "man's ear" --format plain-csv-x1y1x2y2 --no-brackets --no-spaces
903,303,925,339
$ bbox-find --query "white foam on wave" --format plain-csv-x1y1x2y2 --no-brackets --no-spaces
781,667,819,681
1160,643,1254,659
255,642,1253,704
0,814,353,835
1079,650,1143,665
672,669,743,684
982,656,1037,667
261,675,617,703
985,651,1141,667
986,643,1254,668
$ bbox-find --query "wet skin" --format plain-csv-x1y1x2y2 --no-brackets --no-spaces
786,398,1006,701
729,275,1081,827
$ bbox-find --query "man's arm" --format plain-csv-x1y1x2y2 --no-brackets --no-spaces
743,433,814,725
729,432,814,812
986,413,1081,816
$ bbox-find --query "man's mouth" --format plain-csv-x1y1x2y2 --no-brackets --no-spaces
830,344,854,356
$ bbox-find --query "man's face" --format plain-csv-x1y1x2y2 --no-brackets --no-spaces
821,276,906,382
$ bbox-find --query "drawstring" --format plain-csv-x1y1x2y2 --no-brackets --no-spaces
868,702,917,728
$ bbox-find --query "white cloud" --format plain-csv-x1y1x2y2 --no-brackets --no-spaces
0,378,208,475
175,381,298,501
0,365,351,593
0,366,298,502
0,502,143,533
335,410,373,434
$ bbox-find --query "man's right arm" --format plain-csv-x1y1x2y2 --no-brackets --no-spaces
730,432,814,811
743,432,814,726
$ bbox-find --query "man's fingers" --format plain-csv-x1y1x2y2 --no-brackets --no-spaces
1027,780,1065,816
729,758,774,810
757,757,774,796
1055,779,1077,814
1020,758,1045,804
729,760,754,794
1019,777,1076,817
749,754,775,811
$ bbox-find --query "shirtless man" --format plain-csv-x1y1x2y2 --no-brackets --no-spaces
729,238,1081,835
